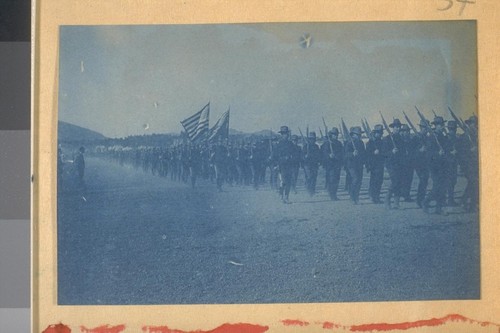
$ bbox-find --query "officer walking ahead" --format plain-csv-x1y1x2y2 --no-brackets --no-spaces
272,126,297,203
366,125,385,204
344,126,366,204
321,128,344,201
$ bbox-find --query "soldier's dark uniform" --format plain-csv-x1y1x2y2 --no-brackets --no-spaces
457,116,479,212
250,140,267,190
365,125,385,204
382,119,406,209
344,126,366,204
400,124,415,202
422,116,450,214
302,132,322,196
74,146,86,190
210,140,228,192
413,120,431,208
321,128,344,201
445,121,459,206
290,135,301,194
272,126,297,203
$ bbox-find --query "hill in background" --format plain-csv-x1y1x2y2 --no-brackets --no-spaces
58,121,107,143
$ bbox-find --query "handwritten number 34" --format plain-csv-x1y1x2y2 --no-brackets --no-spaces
438,0,476,15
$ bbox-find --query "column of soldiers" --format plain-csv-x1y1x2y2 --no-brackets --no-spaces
95,113,478,214
272,114,478,214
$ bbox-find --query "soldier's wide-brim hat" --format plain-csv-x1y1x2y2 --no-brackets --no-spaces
401,124,410,131
373,124,384,132
465,115,478,125
419,119,430,127
431,116,446,125
278,125,290,134
350,126,363,135
79,146,85,153
291,134,299,140
389,118,402,128
308,131,317,139
447,120,458,128
328,127,339,135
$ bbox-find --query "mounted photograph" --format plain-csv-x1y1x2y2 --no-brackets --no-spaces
56,21,479,305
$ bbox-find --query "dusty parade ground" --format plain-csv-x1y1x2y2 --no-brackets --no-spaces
57,157,480,305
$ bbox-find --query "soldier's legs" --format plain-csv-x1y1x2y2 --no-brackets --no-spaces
331,166,341,200
446,162,458,205
309,166,318,195
401,166,414,201
348,166,362,204
415,166,429,207
370,166,384,203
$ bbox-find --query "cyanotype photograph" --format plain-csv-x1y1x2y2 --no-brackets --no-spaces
56,21,479,305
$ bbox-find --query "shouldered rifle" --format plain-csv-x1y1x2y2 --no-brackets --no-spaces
364,118,372,134
432,109,438,118
341,118,356,150
379,111,396,149
403,111,419,134
448,106,474,143
298,127,309,154
322,117,334,154
415,106,443,151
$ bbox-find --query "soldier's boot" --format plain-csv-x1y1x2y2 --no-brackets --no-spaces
384,191,391,210
393,196,400,209
422,197,430,214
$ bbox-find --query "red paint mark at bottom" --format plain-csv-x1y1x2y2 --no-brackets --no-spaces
142,323,269,333
322,321,345,330
42,323,72,333
349,314,500,332
281,319,310,327
80,324,126,333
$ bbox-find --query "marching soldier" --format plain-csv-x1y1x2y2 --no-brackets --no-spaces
210,139,228,192
383,119,405,209
290,135,301,194
272,126,297,203
445,120,459,206
344,126,366,204
321,128,344,201
458,116,479,212
365,125,385,204
422,116,450,214
302,131,321,196
413,119,431,208
400,124,415,202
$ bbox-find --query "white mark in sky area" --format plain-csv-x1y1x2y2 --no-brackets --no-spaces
80,61,84,73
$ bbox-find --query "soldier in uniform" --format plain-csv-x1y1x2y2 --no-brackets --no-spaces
272,126,297,203
382,119,405,209
210,139,228,192
422,116,450,214
400,124,415,202
344,126,366,204
445,120,459,206
321,128,344,201
365,124,385,204
413,119,431,208
290,135,301,194
458,116,479,212
74,146,86,190
302,131,322,196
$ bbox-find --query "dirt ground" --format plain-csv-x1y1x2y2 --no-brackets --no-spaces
57,157,480,305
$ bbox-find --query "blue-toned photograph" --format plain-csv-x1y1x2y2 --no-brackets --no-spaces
57,21,479,305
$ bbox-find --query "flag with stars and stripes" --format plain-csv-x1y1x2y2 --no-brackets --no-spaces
180,103,210,142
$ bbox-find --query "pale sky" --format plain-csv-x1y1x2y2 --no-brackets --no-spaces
58,21,477,138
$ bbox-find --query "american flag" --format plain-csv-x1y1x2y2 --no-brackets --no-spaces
208,109,230,142
180,103,210,142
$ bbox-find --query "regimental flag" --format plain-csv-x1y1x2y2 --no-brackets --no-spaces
180,103,210,142
208,109,230,142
